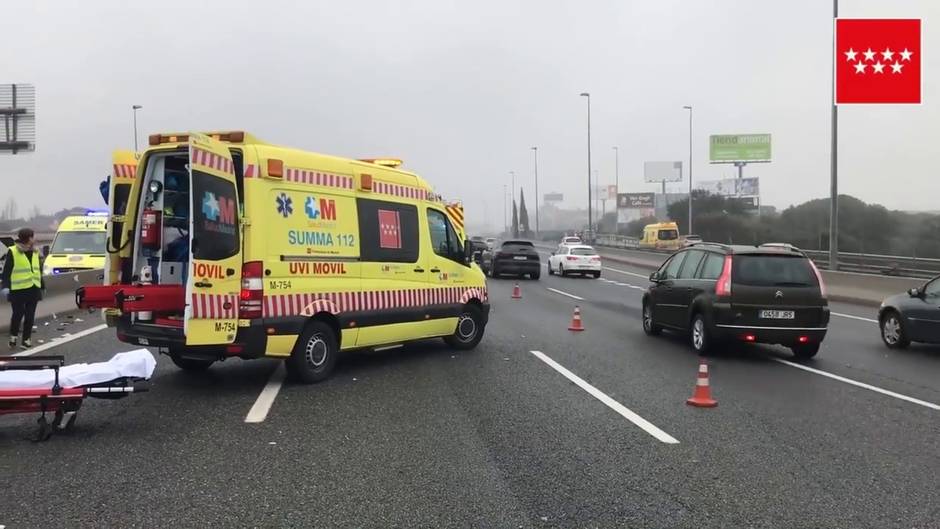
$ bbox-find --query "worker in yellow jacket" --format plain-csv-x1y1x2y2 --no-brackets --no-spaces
2,228,44,349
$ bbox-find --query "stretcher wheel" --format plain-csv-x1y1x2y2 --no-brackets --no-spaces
34,415,53,442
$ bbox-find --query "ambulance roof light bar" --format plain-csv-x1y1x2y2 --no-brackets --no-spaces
358,158,403,168
149,131,246,146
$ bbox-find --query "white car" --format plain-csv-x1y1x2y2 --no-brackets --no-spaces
560,236,582,246
485,237,497,250
548,245,602,278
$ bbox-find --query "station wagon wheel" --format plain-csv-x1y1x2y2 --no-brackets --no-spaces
642,301,662,336
690,313,711,353
286,321,338,383
444,304,485,350
880,311,910,349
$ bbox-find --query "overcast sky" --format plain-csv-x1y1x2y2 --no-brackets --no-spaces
3,0,937,231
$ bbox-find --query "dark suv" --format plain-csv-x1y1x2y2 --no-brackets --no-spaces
642,243,829,358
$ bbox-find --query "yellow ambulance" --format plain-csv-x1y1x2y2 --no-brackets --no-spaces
639,221,681,250
43,211,109,274
79,131,489,383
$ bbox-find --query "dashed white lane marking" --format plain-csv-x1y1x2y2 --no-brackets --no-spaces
831,312,877,323
530,350,680,444
546,287,584,301
245,363,286,423
603,266,650,279
12,324,108,357
773,358,940,411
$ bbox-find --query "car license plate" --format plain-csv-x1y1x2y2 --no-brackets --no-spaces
514,256,527,260
759,310,795,319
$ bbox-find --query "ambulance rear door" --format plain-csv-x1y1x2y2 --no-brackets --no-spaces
185,133,242,345
106,150,138,285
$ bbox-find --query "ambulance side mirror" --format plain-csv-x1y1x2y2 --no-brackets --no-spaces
463,239,473,265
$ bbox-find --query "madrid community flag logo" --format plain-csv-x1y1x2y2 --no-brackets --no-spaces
836,18,921,104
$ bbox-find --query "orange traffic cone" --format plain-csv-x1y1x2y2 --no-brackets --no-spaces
686,358,717,408
511,283,522,299
568,305,585,331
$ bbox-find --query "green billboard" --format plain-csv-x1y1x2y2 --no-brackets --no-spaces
709,134,771,163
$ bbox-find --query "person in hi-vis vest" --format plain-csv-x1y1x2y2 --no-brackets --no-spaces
2,228,45,349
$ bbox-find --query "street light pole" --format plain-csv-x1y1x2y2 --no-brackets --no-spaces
132,105,143,152
683,105,693,234
503,184,508,236
612,146,619,229
509,171,516,236
531,147,539,236
829,0,839,270
580,93,592,235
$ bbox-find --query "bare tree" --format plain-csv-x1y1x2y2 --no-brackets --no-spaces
1,198,18,221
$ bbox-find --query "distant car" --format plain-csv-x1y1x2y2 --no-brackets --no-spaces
682,235,703,247
548,244,601,278
485,237,497,250
560,236,582,246
878,275,940,348
642,243,829,358
468,238,488,263
481,240,541,279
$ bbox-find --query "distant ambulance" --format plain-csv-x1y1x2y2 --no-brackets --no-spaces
43,211,109,274
639,222,681,250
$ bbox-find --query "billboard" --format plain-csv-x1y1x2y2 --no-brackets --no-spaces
595,185,618,201
0,84,36,154
728,196,759,211
543,192,564,203
709,134,771,163
644,161,683,183
617,192,655,209
697,177,759,197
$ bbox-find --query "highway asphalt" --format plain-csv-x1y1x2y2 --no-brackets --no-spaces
1,257,938,528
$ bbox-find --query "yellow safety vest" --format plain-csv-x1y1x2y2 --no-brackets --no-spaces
9,246,41,291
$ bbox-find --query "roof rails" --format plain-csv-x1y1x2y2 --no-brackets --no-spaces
759,243,803,252
687,241,732,250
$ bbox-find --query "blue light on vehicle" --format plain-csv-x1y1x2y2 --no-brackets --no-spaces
85,209,110,216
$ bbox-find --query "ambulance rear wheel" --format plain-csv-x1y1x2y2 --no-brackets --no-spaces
444,304,485,350
169,350,214,371
286,321,338,384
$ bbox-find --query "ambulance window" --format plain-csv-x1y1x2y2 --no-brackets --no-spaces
357,199,419,263
192,171,239,260
109,183,131,252
427,209,463,263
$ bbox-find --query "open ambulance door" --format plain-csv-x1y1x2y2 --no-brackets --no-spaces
184,133,242,346
106,150,139,286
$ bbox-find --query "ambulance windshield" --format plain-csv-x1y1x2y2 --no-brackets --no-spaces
50,231,107,254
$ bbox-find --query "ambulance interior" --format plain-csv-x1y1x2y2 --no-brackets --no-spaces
134,152,192,290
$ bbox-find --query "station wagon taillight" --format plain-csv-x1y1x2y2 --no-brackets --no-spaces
715,255,733,297
809,259,827,299
239,261,264,319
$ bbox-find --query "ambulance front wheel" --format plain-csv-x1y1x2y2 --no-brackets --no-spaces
169,350,215,371
444,304,485,350
286,321,338,384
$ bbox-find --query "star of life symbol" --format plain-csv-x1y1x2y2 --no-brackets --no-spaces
305,196,320,219
843,46,912,75
276,193,293,218
202,192,220,221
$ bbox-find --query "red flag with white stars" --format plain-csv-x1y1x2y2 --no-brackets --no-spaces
378,209,402,249
836,19,921,104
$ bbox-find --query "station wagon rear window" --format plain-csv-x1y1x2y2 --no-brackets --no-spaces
733,255,817,287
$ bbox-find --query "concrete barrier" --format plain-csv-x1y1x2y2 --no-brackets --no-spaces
535,243,925,307
0,269,103,333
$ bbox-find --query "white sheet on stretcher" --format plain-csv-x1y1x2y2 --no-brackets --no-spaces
0,349,157,389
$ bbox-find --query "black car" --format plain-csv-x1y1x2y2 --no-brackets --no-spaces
642,242,829,358
878,275,940,348
468,237,488,264
481,240,541,279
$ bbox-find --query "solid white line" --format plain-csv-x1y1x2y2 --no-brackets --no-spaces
772,358,940,411
832,312,877,323
12,324,108,357
546,287,584,301
603,266,650,279
245,363,286,423
530,350,679,444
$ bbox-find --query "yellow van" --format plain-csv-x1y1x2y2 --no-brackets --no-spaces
43,211,109,274
78,131,489,383
639,222,681,250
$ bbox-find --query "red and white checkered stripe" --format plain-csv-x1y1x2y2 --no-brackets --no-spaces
284,168,354,190
191,147,234,175
191,293,238,319
112,163,137,180
263,286,488,318
373,181,431,201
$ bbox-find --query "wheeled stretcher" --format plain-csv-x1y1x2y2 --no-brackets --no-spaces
0,350,156,441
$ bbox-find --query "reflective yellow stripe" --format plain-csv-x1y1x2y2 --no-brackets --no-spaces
9,247,41,291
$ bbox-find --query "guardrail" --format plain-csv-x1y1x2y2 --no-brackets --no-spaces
0,269,103,333
591,234,940,280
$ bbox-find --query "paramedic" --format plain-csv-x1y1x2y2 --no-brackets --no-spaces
2,228,44,349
